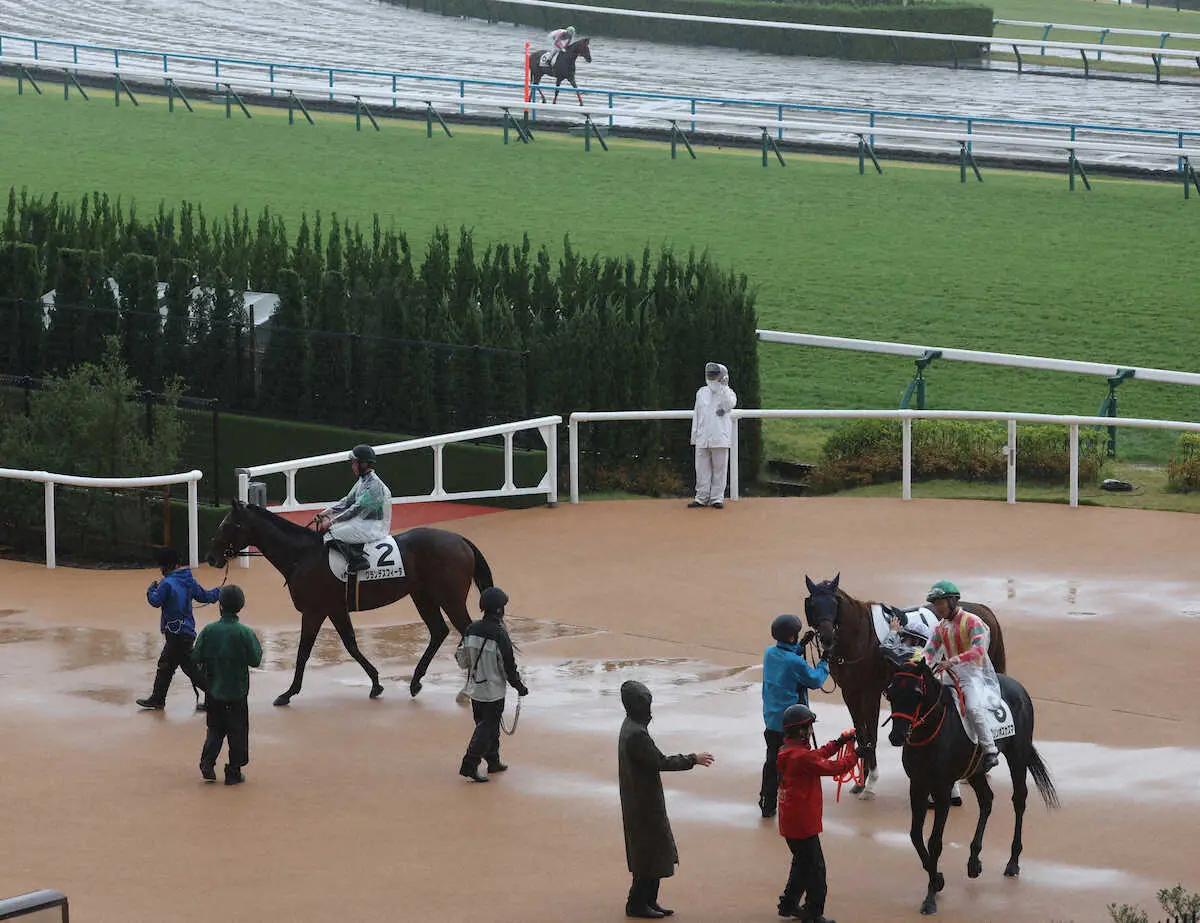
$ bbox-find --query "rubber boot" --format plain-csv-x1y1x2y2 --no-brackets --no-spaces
459,757,488,783
136,668,172,709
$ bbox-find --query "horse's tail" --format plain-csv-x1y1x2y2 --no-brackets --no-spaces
463,537,494,592
1027,744,1060,810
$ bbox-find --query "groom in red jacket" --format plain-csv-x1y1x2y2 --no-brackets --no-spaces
775,704,860,922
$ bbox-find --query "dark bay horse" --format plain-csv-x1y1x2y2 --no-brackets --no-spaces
527,37,591,105
206,501,493,706
803,574,1006,800
886,658,1058,915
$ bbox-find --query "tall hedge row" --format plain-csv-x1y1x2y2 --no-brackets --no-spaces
1,188,761,491
386,0,993,63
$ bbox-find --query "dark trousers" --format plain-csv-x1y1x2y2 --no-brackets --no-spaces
201,698,250,770
464,698,504,767
149,633,208,703
760,729,785,805
627,877,662,911
782,834,827,916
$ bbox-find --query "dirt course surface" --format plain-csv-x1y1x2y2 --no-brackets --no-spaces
2,497,1199,923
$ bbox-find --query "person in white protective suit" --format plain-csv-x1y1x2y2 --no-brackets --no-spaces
881,612,932,661
918,580,1002,775
689,362,737,509
315,444,393,573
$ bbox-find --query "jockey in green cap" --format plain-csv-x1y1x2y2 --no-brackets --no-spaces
918,579,1001,774
548,25,577,65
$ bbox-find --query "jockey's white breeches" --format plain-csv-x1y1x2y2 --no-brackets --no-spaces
327,521,389,544
965,703,996,752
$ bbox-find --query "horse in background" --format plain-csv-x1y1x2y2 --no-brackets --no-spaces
527,37,592,105
886,658,1058,914
803,574,1007,800
206,501,494,705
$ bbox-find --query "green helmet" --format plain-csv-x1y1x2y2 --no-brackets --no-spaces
926,580,960,603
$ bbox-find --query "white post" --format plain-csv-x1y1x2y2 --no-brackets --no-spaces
569,417,580,504
545,422,558,506
237,470,250,569
503,431,515,490
729,416,740,501
284,469,298,508
433,445,445,497
902,417,912,501
1007,419,1017,504
1069,423,1079,508
187,477,199,568
44,480,56,570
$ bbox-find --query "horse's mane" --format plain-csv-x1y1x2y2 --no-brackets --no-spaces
242,503,320,546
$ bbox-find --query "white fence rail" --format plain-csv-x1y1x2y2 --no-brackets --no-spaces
5,52,1198,177
568,409,1200,507
756,329,1200,387
0,467,203,569
237,416,561,511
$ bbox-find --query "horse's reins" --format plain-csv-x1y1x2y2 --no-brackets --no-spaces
891,665,949,746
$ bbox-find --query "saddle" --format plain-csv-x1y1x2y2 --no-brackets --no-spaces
325,536,404,584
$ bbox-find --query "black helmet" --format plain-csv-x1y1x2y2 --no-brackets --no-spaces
782,703,817,730
479,586,509,614
771,613,803,643
351,444,376,465
219,584,246,613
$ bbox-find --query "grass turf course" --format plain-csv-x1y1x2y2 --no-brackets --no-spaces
2,81,1198,466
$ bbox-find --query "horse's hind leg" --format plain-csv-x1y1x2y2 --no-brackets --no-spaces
1004,752,1029,877
570,76,582,106
275,610,327,707
965,771,995,879
328,609,384,699
409,591,450,698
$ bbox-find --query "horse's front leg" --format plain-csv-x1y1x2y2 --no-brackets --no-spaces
328,609,384,699
408,593,450,697
570,75,582,106
966,771,995,878
857,692,883,800
275,610,327,706
553,78,562,105
918,789,951,914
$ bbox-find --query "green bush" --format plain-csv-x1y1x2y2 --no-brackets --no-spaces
0,338,186,560
1166,432,1200,493
811,419,1105,493
388,0,993,63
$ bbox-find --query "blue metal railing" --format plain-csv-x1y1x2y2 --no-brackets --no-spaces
4,32,1198,163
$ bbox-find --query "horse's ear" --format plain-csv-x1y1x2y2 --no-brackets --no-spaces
233,499,244,510
831,572,840,590
805,575,816,594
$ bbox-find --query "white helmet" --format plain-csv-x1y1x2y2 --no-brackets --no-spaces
899,618,932,646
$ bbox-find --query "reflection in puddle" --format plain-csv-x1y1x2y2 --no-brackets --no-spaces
72,686,134,706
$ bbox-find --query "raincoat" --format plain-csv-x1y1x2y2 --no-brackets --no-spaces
618,681,698,879
762,643,828,732
777,737,859,840
324,469,392,543
146,568,220,638
192,610,263,701
920,608,1001,748
690,363,737,449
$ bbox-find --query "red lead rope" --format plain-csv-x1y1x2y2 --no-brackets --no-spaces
833,732,865,803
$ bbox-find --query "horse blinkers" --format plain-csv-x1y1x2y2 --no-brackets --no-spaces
804,592,838,654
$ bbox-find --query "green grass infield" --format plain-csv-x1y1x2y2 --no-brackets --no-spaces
2,80,1198,468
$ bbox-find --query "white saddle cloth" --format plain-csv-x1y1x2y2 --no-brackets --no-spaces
325,535,404,584
871,603,937,643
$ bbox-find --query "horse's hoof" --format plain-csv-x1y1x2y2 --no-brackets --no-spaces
409,679,422,698
920,897,938,915
933,873,945,893
273,694,292,707
850,783,865,795
1004,862,1020,878
857,788,876,801
967,857,982,879
370,683,384,699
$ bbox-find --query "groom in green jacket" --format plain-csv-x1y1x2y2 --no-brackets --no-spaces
192,585,263,786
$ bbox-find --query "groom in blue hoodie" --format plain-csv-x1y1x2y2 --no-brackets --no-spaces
137,545,220,711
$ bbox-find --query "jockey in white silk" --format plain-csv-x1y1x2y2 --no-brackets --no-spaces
918,580,1002,773
316,444,392,573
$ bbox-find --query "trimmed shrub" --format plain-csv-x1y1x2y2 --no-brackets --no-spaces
1166,433,1200,493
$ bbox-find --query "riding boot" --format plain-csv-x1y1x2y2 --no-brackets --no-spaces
348,543,369,573
647,879,674,917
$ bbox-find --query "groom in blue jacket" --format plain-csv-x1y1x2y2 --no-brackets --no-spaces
760,613,828,818
136,545,220,711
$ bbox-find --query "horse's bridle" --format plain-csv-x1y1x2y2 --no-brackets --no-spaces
889,665,945,746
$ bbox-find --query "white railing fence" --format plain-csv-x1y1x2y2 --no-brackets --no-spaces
0,468,203,569
237,415,560,510
568,408,1200,506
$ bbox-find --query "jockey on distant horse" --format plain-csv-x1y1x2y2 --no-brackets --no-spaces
314,444,392,574
917,580,1002,774
547,25,577,66
881,612,932,662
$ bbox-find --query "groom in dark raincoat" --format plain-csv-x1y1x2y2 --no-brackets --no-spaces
617,680,714,919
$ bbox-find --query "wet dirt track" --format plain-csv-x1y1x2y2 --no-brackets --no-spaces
2,497,1199,922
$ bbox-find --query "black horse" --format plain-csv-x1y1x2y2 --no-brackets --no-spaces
803,574,1006,801
527,37,591,105
206,501,494,706
886,658,1059,915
